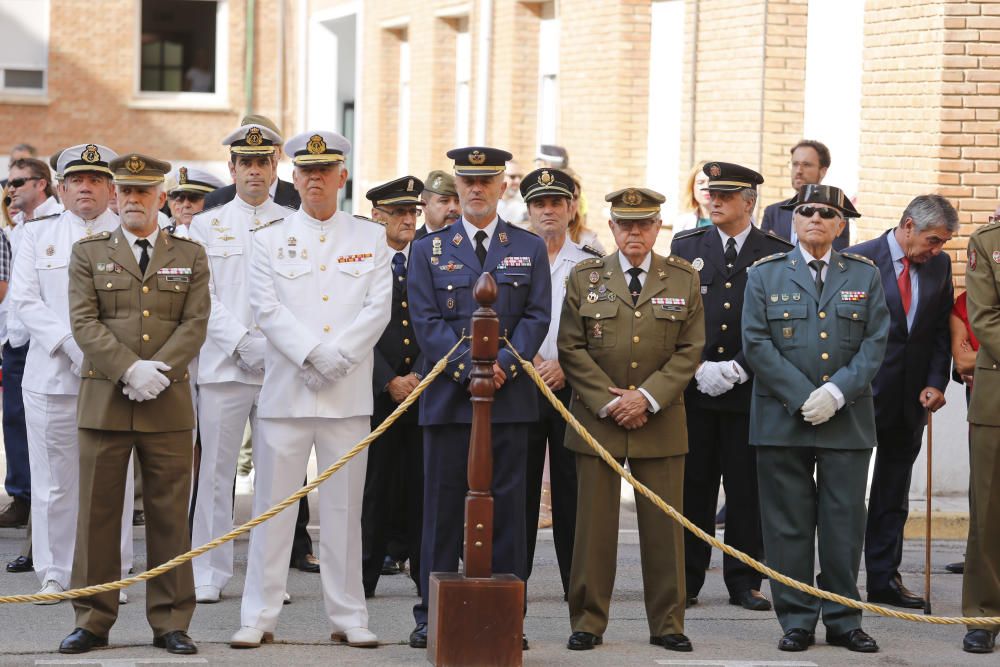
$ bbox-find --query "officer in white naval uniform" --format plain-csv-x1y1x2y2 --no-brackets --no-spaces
10,144,134,602
231,130,391,649
188,123,290,603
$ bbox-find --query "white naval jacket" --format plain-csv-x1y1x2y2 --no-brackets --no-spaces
10,208,119,395
189,196,291,385
250,208,392,419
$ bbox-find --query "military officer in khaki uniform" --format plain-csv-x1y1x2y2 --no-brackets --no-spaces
961,221,1000,654
558,187,704,653
59,154,210,656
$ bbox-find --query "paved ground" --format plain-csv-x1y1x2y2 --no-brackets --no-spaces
0,488,985,667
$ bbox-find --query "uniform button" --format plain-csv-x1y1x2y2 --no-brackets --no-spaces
819,311,826,319
223,251,229,257
783,312,789,319
320,264,327,271
106,281,113,288
453,371,460,379
723,302,731,310
88,370,94,377
717,346,725,354
721,324,728,331
319,235,326,242
402,319,409,327
628,385,636,390
401,301,408,308
142,334,150,342
322,294,329,301
405,357,412,364
630,361,638,368
634,311,641,318
404,338,411,345
821,352,829,360
447,285,453,291
595,313,601,319
633,336,640,343
183,372,189,380
725,282,732,289
142,286,150,293
323,325,331,332
142,310,150,317
822,374,830,381
458,363,466,370
513,281,519,287
852,312,859,319
820,331,828,339
174,285,180,291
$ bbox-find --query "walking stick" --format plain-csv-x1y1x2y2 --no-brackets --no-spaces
924,406,933,615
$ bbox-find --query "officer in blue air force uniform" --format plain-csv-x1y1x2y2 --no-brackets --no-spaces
742,184,889,654
406,146,551,649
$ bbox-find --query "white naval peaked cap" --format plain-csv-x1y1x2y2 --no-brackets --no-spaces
285,130,351,166
57,143,118,178
168,166,226,194
222,124,283,155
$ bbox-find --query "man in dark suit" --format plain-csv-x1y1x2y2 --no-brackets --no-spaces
847,194,956,609
761,140,849,251
202,115,301,210
361,176,425,597
406,146,551,649
670,162,792,612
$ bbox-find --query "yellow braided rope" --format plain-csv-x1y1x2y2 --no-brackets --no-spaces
0,337,469,605
505,341,1000,626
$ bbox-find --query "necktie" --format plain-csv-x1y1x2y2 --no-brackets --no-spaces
627,267,643,304
724,237,738,268
474,230,488,266
136,239,151,275
808,259,825,297
898,256,912,315
392,252,406,296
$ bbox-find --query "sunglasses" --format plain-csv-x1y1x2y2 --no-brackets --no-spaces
795,205,842,220
7,176,40,189
168,192,205,203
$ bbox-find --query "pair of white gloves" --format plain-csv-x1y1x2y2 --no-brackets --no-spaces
300,342,350,392
60,337,171,403
234,333,266,374
695,360,745,397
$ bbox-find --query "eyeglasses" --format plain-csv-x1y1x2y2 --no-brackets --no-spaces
7,176,40,189
375,206,422,219
613,219,658,232
795,205,842,220
168,192,205,203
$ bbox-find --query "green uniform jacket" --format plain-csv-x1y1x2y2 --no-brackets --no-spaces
742,246,889,448
69,227,210,432
558,252,705,459
966,222,1000,425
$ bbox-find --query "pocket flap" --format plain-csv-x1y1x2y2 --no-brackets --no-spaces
157,275,190,292
432,273,472,290
652,306,689,321
336,260,375,276
36,257,68,270
94,274,132,291
580,301,619,320
766,304,808,321
495,271,531,287
206,245,244,258
274,262,312,279
836,303,868,322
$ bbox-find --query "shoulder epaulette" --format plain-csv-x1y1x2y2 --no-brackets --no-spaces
78,230,111,243
841,251,875,267
280,203,298,212
751,252,789,267
581,244,602,257
167,231,200,245
354,214,379,225
251,217,284,232
976,219,1000,235
197,203,224,216
574,256,605,271
665,254,697,274
672,226,709,240
763,230,795,248
25,212,60,224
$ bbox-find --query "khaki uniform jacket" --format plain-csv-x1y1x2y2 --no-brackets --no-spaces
966,222,1000,425
558,252,705,459
68,227,210,432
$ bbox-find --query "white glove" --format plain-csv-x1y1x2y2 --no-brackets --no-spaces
235,333,266,374
306,342,349,380
61,337,84,376
696,361,736,397
299,364,330,392
123,384,147,402
801,387,838,425
122,359,171,401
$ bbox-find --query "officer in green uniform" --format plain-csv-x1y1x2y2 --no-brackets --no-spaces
742,184,889,654
960,221,1000,654
558,187,704,653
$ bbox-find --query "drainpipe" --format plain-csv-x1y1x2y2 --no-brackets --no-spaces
244,0,256,115
474,0,493,143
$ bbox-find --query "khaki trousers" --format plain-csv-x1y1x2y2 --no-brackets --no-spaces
964,425,1000,633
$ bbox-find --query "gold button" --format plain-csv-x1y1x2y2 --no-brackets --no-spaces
819,311,826,319
634,311,641,318
404,338,411,345
88,370,94,377
405,357,412,364
320,264,327,271
323,325,331,332
724,302,731,310
223,251,228,257
142,286,150,293
183,372,189,380
142,310,150,317
717,346,725,354
174,285,180,291
633,336,640,343
783,312,789,319
595,313,601,319
453,371,460,378
322,294,329,301
631,361,638,368
725,282,732,289
319,235,326,242
820,331,828,339
628,385,636,390
142,334,150,342
402,319,409,327
821,352,829,360
447,285,453,291
401,301,408,308
106,281,113,288
513,281,519,287
852,312,859,319
458,363,466,370
721,324,728,331
822,374,830,381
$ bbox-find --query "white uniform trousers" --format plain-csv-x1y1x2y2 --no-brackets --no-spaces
24,390,134,587
191,381,259,590
240,416,370,633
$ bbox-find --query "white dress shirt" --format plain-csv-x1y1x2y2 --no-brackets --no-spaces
461,217,499,254
121,224,159,266
538,238,597,362
886,229,919,331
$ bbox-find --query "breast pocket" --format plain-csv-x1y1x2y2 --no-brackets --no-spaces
155,275,190,320
836,303,868,350
432,273,471,320
579,301,618,349
652,306,689,351
273,261,312,304
205,245,244,283
495,271,532,315
36,256,68,298
766,303,808,350
94,274,133,319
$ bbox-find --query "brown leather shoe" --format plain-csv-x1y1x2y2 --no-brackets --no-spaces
0,498,28,528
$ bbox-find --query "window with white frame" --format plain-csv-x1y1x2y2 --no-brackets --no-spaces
536,2,559,147
397,34,411,175
138,0,227,98
0,0,50,94
454,18,471,146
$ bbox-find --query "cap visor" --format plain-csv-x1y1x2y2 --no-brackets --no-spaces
454,166,505,176
62,165,114,177
231,146,276,155
293,155,344,166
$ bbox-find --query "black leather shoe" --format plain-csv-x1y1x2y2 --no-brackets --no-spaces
6,555,32,573
292,553,320,573
567,631,602,650
685,596,698,608
867,575,925,609
963,629,997,653
650,633,693,652
132,509,145,526
409,623,427,649
729,589,772,611
778,628,815,652
827,628,879,653
946,561,965,574
153,630,197,655
382,555,401,575
59,628,108,654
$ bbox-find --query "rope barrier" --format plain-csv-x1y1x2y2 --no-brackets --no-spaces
502,339,1000,627
0,337,469,605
